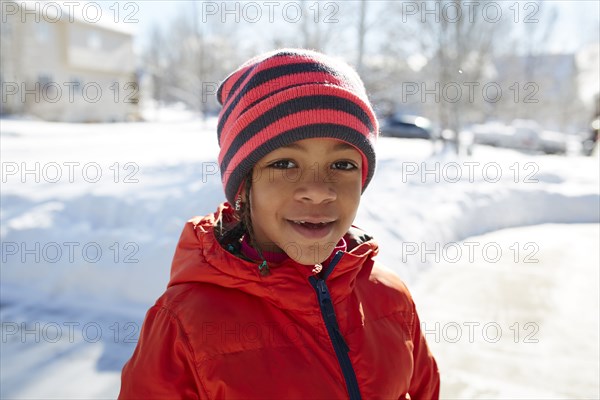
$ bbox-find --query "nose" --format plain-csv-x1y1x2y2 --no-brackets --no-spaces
293,168,337,204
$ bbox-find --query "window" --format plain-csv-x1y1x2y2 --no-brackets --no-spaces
38,74,52,86
1,20,11,36
87,31,102,50
35,22,50,43
69,77,82,97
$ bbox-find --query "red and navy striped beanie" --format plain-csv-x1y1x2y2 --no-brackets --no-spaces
216,48,379,205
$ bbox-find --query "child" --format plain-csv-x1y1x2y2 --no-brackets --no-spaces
119,49,439,399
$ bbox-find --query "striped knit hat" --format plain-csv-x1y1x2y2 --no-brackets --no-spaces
216,48,378,205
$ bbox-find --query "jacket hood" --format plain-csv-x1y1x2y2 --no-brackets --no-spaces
168,203,379,312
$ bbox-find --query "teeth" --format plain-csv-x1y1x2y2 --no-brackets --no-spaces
293,220,329,225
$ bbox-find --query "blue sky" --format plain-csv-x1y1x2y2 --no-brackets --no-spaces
100,1,599,54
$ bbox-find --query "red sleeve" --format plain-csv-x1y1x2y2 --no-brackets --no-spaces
119,305,205,399
407,304,440,400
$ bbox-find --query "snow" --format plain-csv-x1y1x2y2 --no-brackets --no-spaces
414,223,599,399
1,117,599,398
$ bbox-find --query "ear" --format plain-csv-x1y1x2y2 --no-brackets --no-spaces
234,184,248,212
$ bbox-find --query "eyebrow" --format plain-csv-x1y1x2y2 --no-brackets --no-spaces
280,142,355,152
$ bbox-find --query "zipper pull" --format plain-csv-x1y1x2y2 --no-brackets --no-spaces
258,260,270,276
312,263,323,274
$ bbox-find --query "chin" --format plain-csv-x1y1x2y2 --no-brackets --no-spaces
286,243,337,266
291,255,328,266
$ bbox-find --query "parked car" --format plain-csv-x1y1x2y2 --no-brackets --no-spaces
511,119,542,152
468,119,566,154
380,114,434,139
468,121,513,147
538,130,567,154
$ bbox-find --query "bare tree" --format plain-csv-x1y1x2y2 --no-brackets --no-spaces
142,25,169,119
356,0,367,73
141,3,241,115
367,0,512,152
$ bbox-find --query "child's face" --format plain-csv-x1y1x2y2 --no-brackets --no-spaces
247,137,363,266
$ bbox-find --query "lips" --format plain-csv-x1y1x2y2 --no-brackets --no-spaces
291,220,332,226
287,218,336,240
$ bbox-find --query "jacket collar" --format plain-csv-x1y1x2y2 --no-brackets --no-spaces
168,203,379,312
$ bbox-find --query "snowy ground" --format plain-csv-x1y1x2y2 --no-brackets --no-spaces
1,114,599,399
415,223,599,399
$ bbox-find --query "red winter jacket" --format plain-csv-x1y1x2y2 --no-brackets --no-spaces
119,204,439,399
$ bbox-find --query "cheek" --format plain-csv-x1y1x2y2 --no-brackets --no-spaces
249,175,286,225
250,188,272,221
252,173,281,203
338,182,362,224
336,176,362,204
256,168,298,190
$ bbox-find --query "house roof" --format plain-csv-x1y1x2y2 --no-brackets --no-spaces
13,0,135,35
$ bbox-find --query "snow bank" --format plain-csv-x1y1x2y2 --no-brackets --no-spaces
358,141,599,281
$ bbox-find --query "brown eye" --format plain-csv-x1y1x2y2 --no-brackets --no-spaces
331,161,358,170
269,160,296,169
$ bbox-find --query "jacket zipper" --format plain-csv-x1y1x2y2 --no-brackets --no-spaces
309,251,362,400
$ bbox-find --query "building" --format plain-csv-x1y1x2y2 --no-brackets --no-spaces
1,0,139,122
576,42,600,112
491,52,585,132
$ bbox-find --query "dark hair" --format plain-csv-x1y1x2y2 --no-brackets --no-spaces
215,171,270,275
215,172,254,246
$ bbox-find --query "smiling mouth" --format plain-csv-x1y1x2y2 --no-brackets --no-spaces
287,219,336,239
290,220,334,228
